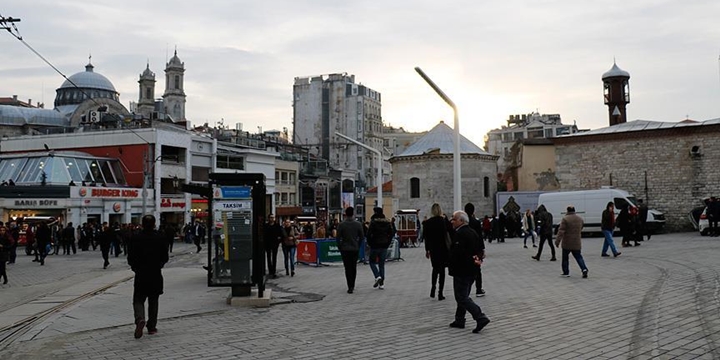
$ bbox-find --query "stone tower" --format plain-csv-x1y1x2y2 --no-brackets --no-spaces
602,61,630,126
137,62,156,117
162,49,186,122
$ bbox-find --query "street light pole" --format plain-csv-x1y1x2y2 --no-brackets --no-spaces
335,132,383,209
414,67,461,211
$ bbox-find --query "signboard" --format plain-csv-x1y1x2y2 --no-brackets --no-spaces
213,186,251,199
160,197,186,210
317,239,342,263
341,193,354,210
71,186,143,200
297,240,318,264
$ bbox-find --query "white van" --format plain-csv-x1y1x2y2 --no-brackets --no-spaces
537,187,665,234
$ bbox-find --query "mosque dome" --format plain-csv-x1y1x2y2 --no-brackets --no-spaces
54,61,120,109
602,62,630,80
59,62,117,92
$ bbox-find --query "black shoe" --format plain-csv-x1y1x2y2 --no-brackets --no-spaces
347,288,354,294
291,271,295,277
40,259,44,266
473,317,491,333
531,255,539,261
438,294,445,301
634,242,640,247
614,252,622,258
134,319,145,339
601,254,610,257
550,257,557,261
430,286,436,298
449,321,465,329
582,269,588,279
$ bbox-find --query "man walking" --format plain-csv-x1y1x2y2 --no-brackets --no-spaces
532,204,556,261
263,214,285,279
601,202,621,258
708,197,719,237
98,222,113,269
555,206,589,278
62,222,76,255
7,221,19,264
464,203,485,297
127,215,169,339
35,221,51,266
336,207,364,294
637,199,650,241
367,207,394,290
448,210,490,334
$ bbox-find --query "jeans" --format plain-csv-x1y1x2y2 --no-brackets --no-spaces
601,230,619,255
536,233,556,259
369,248,387,280
133,291,160,330
340,251,358,290
453,275,485,323
561,249,588,275
523,230,536,245
282,245,296,273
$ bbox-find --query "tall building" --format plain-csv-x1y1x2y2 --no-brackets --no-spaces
292,73,384,189
602,61,630,126
162,50,186,122
485,112,578,173
137,62,156,117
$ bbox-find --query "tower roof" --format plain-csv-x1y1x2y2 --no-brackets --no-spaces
166,49,184,69
140,62,155,80
602,62,630,80
395,121,490,158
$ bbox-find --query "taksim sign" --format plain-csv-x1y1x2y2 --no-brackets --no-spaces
72,186,142,199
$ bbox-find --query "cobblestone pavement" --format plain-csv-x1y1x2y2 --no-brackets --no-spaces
3,233,720,359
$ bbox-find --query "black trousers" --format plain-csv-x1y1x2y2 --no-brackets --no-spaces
63,240,76,254
453,275,485,323
133,291,160,330
431,266,446,294
265,245,279,275
340,251,358,290
536,233,556,259
101,245,110,266
474,266,483,293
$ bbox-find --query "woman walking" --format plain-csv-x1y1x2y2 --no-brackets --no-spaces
282,220,298,277
423,203,452,301
0,226,11,284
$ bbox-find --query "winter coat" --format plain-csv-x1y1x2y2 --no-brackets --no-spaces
127,230,169,296
448,224,483,277
367,217,394,249
423,216,451,268
555,213,584,250
535,206,554,237
263,222,285,250
336,218,364,252
601,209,615,231
0,232,10,261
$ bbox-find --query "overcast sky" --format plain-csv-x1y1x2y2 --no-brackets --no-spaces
2,0,720,146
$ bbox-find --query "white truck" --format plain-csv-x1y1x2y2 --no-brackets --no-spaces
537,187,665,234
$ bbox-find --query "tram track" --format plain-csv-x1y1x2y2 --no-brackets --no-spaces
0,275,133,352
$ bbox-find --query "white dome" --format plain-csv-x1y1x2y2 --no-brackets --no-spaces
602,63,630,80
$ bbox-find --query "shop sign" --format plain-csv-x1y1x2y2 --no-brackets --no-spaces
13,199,59,207
74,186,142,199
297,240,318,264
161,198,186,209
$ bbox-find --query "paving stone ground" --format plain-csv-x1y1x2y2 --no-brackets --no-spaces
2,233,720,359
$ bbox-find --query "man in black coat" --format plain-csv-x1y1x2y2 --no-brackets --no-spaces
532,205,557,261
708,197,720,237
263,214,286,279
448,210,490,334
367,207,394,289
127,215,169,339
35,221,51,265
62,222,76,255
464,203,485,297
98,222,114,269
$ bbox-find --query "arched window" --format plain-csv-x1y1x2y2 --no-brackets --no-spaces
483,176,490,198
174,75,180,89
410,177,420,198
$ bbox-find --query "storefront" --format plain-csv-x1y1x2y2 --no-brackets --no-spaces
160,196,187,228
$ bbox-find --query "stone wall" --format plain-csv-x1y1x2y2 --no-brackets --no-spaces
555,130,720,231
391,154,498,219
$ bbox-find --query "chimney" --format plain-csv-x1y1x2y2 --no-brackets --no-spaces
12,95,18,101
28,99,32,106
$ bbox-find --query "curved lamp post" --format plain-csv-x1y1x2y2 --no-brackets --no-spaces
414,67,461,210
335,132,382,208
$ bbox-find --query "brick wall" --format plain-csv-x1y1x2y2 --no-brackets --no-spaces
555,130,720,231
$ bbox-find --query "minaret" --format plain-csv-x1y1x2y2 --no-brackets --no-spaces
162,48,186,122
137,62,156,117
602,61,630,126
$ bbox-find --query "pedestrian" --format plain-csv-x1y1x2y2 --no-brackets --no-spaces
127,215,169,339
522,209,537,248
600,202,621,258
554,205,589,278
423,203,451,301
637,199,650,241
710,197,720,237
482,215,492,242
532,204,557,261
282,219,298,277
24,224,36,261
367,207,394,290
447,210,490,334
618,205,640,247
497,211,506,242
465,203,486,297
7,222,19,264
35,221,51,266
193,221,203,253
98,222,113,269
112,222,123,257
263,214,285,279
0,225,11,284
62,222,76,255
336,207,364,293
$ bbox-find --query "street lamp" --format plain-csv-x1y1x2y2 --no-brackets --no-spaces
142,154,179,217
335,132,382,209
414,67,462,210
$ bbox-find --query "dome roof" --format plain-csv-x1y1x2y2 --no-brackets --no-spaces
59,62,117,92
394,121,491,158
167,49,184,68
140,63,155,80
602,62,630,80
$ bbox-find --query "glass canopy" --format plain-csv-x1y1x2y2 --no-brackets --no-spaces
0,152,127,186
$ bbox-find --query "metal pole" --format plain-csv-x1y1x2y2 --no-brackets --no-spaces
142,150,148,216
414,67,461,210
335,132,382,208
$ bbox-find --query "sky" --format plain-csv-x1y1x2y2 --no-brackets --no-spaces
2,0,720,147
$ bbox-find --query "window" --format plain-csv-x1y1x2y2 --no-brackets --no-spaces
513,132,524,140
174,75,180,89
216,155,244,170
410,177,420,198
483,176,490,198
145,88,151,99
289,173,296,185
544,129,554,138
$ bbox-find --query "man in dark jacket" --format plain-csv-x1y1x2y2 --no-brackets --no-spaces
600,202,621,257
708,197,719,237
532,205,557,261
62,222,76,255
464,203,485,297
263,214,285,279
448,210,490,334
35,221,51,266
336,207,364,293
127,215,169,339
555,206,588,278
98,222,114,269
367,207,394,289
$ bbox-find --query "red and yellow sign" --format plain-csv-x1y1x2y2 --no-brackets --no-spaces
297,240,318,264
74,186,141,199
160,198,186,209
